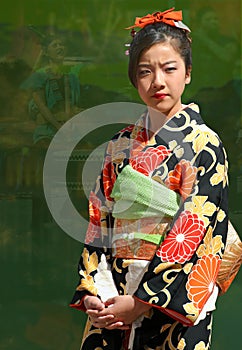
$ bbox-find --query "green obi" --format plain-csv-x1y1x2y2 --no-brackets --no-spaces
110,165,180,220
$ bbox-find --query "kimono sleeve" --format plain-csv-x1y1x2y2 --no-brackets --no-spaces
134,139,229,326
69,143,119,311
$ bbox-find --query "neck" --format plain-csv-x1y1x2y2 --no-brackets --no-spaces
147,107,170,137
147,104,187,137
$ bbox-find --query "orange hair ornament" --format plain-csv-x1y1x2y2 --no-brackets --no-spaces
126,7,191,32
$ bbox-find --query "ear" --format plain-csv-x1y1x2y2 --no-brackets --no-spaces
185,66,192,84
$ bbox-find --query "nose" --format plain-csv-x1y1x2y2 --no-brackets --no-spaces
152,70,165,89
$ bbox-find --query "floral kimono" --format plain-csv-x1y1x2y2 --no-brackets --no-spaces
70,103,228,350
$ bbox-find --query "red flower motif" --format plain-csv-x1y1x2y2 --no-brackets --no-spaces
156,211,206,263
85,191,102,244
130,125,149,158
130,145,170,176
85,222,101,244
103,155,116,201
89,191,101,221
186,254,221,310
165,160,198,200
119,124,135,134
135,126,148,144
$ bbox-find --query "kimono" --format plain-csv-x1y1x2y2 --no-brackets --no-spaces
70,103,228,350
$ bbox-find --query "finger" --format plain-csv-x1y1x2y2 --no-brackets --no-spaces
106,322,130,330
87,303,105,311
97,315,115,321
86,309,104,316
86,310,114,319
105,297,115,307
90,316,113,327
87,308,114,317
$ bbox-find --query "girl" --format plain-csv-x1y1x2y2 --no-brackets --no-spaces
70,8,228,350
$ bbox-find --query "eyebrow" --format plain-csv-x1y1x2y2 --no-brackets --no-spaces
138,60,177,67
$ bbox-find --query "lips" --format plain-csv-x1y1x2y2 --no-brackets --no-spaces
153,93,168,99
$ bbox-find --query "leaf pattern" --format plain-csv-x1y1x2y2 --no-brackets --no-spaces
82,247,99,275
210,163,225,186
184,196,217,227
184,128,220,153
196,226,224,258
183,302,199,322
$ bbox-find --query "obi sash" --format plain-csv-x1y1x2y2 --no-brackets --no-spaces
110,165,180,260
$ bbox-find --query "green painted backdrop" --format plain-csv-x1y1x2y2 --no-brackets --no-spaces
0,0,241,349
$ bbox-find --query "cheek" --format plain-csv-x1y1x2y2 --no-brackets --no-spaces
137,79,149,92
137,84,147,99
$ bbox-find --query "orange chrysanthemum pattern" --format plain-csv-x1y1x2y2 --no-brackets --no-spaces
85,191,102,244
130,145,170,177
186,254,221,310
156,211,206,263
165,160,198,200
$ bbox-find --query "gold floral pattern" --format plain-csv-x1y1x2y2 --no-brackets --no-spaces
184,128,220,153
196,226,224,258
184,195,217,227
210,163,226,186
76,248,99,295
194,341,207,350
177,338,186,350
107,136,130,164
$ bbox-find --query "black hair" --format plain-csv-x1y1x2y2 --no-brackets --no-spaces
128,22,192,87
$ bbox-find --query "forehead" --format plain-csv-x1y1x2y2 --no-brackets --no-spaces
139,42,182,62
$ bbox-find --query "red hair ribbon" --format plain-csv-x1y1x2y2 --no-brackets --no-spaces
126,7,190,32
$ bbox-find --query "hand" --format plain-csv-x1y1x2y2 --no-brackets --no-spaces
84,295,105,311
87,295,151,330
84,296,123,329
104,295,151,326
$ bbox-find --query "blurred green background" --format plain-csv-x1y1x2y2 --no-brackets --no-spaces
0,0,241,349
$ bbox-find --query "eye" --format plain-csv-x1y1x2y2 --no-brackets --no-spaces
137,69,151,77
165,66,177,73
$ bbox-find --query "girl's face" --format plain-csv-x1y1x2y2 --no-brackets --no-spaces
136,42,191,118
